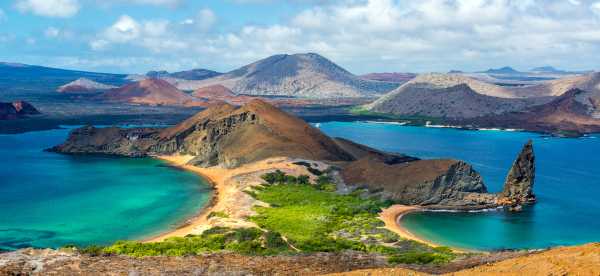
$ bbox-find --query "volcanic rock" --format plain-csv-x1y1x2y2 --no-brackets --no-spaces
499,140,536,207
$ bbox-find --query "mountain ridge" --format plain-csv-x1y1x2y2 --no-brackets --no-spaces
174,53,399,98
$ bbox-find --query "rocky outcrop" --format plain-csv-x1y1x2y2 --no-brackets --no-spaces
340,156,498,209
498,140,536,209
0,101,40,120
340,140,538,210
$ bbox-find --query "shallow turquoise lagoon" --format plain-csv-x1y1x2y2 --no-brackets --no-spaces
0,128,211,251
318,121,600,251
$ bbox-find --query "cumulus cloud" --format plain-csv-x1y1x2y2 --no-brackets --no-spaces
44,26,74,39
88,0,600,73
95,0,183,8
591,2,600,16
91,15,188,53
180,8,217,31
15,0,80,18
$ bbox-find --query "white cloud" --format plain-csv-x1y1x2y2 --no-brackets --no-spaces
91,15,188,53
87,0,600,73
15,0,80,18
591,2,600,16
44,26,73,39
197,9,216,30
94,0,182,8
180,9,217,31
44,27,60,38
104,15,141,43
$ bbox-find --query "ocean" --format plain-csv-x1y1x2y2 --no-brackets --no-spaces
318,121,600,251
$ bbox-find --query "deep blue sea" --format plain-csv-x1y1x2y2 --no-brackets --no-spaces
0,128,211,251
318,121,600,251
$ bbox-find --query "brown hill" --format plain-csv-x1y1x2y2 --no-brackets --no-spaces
510,72,600,115
365,83,548,119
101,78,203,106
182,53,399,98
472,89,600,135
156,99,355,167
191,84,258,105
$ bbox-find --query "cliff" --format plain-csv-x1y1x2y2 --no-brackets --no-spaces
498,140,536,208
340,140,537,210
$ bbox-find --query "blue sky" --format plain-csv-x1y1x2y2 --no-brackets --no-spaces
2,0,600,74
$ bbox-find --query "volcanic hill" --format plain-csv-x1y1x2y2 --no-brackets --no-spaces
364,76,548,119
101,78,202,106
57,78,117,93
178,53,399,98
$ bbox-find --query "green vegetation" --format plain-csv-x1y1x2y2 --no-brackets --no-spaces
208,211,229,219
73,170,455,265
249,171,455,264
68,227,291,257
349,106,446,126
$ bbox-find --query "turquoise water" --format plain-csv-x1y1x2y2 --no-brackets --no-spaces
0,128,211,251
318,122,600,251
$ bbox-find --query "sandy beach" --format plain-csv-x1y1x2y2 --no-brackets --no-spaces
379,205,440,248
146,155,326,242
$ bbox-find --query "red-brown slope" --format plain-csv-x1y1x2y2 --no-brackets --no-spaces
473,88,600,134
102,79,203,106
158,99,355,166
191,84,258,105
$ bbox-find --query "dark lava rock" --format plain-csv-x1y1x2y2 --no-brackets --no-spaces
499,140,536,207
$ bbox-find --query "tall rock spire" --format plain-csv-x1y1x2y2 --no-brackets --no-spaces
499,140,536,209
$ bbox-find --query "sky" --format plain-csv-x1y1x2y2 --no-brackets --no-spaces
2,0,600,74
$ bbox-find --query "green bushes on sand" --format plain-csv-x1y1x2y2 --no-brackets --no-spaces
96,227,291,257
249,171,455,264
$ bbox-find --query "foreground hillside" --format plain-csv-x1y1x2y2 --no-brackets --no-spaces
330,243,600,276
1,243,598,275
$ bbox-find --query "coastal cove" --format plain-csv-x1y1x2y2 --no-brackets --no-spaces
317,121,600,251
0,127,212,251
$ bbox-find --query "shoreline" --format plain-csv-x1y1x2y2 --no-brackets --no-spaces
144,155,221,242
144,155,320,242
379,205,439,248
380,205,474,253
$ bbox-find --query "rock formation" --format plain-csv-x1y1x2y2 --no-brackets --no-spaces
498,140,536,208
49,100,536,210
0,101,40,120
